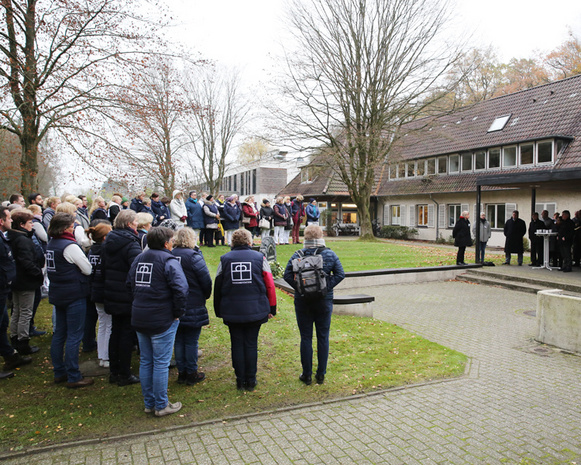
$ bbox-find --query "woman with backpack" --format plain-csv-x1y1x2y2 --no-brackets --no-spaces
283,225,345,386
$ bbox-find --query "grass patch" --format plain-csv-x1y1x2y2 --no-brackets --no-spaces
0,239,469,452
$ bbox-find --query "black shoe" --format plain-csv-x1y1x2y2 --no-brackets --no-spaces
315,374,325,385
109,373,120,384
117,374,140,386
66,377,94,388
236,379,245,390
186,371,206,386
456,262,466,266
299,374,312,385
502,262,510,265
245,379,257,391
0,371,14,380
562,267,572,273
3,351,32,371
54,375,67,384
177,372,187,384
29,327,46,337
16,339,39,355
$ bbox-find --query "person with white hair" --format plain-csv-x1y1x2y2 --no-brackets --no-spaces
452,211,471,266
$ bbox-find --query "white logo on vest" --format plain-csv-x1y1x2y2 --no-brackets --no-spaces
46,250,55,272
135,262,153,286
231,262,252,284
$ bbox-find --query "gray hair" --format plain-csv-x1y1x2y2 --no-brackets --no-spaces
231,228,253,247
114,209,137,229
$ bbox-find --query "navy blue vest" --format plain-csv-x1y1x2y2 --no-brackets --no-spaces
0,233,16,293
218,247,270,324
130,249,181,334
46,238,88,306
203,202,219,226
88,243,105,303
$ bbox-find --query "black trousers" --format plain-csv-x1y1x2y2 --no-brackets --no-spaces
109,314,134,377
227,322,262,383
456,246,466,264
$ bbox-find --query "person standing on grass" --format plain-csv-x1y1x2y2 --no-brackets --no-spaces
452,211,471,266
0,207,32,379
47,213,94,388
128,227,188,416
214,229,277,391
172,227,212,386
283,225,345,386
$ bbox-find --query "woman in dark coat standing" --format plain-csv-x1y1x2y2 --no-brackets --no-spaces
101,209,142,386
214,229,277,391
8,210,45,355
223,195,241,246
172,227,212,385
452,211,471,266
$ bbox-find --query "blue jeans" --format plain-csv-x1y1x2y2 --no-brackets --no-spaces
295,299,333,377
136,320,179,411
227,322,262,384
174,326,202,374
478,242,487,263
50,298,87,382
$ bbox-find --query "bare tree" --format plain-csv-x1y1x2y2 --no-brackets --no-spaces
278,0,460,238
0,0,163,195
183,67,249,195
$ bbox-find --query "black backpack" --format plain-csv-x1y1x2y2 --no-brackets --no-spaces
292,248,327,301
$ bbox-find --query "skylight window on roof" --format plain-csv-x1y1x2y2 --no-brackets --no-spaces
488,114,511,132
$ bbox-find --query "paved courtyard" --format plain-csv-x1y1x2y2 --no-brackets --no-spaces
4,280,581,464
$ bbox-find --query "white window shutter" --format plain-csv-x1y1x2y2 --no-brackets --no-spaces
506,203,517,221
428,204,435,228
438,205,446,228
401,205,406,226
383,204,390,226
409,205,416,227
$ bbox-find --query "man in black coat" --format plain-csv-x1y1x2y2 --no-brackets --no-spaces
557,210,575,272
503,210,527,265
452,211,471,265
528,212,546,266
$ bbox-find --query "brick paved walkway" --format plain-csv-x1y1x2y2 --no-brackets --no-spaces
5,281,581,464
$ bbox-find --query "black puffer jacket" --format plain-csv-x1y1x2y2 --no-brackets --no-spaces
452,217,472,248
7,227,45,291
102,228,141,315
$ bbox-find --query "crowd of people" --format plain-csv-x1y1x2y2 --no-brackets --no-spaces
0,190,343,418
453,209,581,271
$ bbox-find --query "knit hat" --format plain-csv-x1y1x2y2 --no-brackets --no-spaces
206,194,213,201
309,198,316,203
263,199,270,204
121,197,129,203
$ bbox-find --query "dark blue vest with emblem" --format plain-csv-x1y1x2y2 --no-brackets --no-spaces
46,238,88,306
203,201,219,226
0,233,16,293
130,249,180,334
218,246,270,324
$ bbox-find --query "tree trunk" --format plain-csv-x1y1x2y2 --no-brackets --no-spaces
352,187,374,240
20,134,39,196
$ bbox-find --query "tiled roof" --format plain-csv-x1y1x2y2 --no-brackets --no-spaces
392,75,581,170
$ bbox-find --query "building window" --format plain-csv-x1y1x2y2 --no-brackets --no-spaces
437,157,447,174
406,162,415,177
488,148,501,169
389,165,396,180
461,153,473,172
448,204,461,228
487,114,511,132
417,160,426,176
301,167,315,183
252,169,257,193
398,164,406,178
503,146,517,168
475,151,486,170
537,140,553,164
449,155,459,173
487,204,506,229
535,202,557,217
520,143,534,165
391,205,401,225
418,205,429,226
427,159,436,175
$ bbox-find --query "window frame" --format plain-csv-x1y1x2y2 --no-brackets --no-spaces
474,151,486,171
502,146,517,168
437,157,447,174
417,204,429,227
447,204,461,228
391,205,401,225
449,154,459,174
486,203,507,230
519,143,534,166
488,148,501,170
461,153,473,173
536,140,554,164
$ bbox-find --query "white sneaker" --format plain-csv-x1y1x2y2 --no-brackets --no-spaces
155,401,182,417
99,360,110,368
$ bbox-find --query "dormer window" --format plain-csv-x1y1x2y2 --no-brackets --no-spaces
488,114,511,132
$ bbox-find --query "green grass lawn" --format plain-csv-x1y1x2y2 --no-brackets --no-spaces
0,238,469,452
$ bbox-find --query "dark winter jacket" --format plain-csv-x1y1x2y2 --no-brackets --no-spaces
102,227,142,315
203,200,220,228
452,217,472,248
88,242,105,303
214,246,277,324
128,248,188,335
186,198,205,229
223,202,241,230
172,246,212,328
130,197,146,213
284,246,345,303
90,207,108,222
260,204,274,228
151,199,170,225
557,217,575,245
7,227,45,291
291,200,305,222
46,238,88,306
0,232,16,293
504,217,527,253
528,219,546,243
273,203,288,227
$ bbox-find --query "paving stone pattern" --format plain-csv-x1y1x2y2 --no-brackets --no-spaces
5,281,581,464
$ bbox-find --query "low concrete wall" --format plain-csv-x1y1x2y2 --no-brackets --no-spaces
333,301,374,318
536,289,581,354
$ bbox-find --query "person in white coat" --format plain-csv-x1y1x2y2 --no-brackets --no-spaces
169,190,187,228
